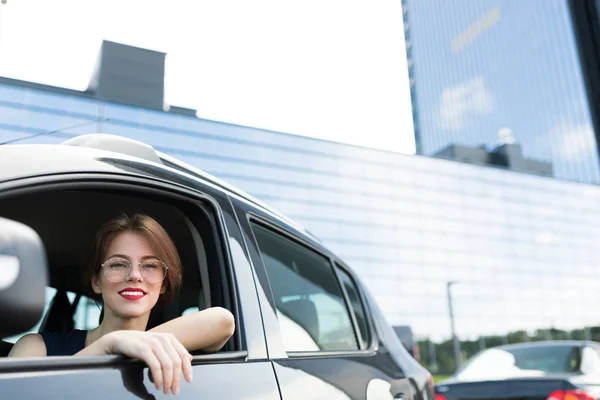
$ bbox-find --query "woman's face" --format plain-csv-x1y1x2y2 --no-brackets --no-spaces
92,231,166,320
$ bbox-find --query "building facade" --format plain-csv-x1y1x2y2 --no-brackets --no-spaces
569,0,600,172
405,0,600,185
2,75,600,349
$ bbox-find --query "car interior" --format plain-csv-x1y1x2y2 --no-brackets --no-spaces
0,186,236,357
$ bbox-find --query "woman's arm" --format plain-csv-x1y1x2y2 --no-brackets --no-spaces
7,334,47,357
149,307,235,352
76,330,193,395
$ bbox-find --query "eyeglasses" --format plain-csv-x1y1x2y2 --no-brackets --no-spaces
101,257,168,284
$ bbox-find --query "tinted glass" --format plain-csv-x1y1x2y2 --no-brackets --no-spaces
251,223,358,352
457,344,580,381
336,265,370,349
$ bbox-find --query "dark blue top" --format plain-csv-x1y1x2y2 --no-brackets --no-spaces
40,329,88,356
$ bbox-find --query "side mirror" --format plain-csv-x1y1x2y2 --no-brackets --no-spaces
0,217,48,337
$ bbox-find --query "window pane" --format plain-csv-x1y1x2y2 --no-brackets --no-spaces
336,265,370,349
251,224,358,352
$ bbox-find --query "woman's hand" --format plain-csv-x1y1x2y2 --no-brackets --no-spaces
87,330,193,395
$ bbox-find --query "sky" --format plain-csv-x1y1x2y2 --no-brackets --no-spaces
0,0,416,154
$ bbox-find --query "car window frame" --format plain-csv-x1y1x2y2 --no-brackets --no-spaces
246,213,376,357
333,262,373,351
0,172,248,365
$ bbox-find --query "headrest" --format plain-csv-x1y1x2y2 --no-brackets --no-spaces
279,298,319,343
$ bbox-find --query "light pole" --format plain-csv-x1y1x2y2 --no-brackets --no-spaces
447,281,461,371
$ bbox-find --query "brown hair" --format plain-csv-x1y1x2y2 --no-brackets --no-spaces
85,213,182,301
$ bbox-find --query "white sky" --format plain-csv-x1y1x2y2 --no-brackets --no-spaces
0,0,415,154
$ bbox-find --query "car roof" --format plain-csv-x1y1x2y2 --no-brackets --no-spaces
0,134,320,244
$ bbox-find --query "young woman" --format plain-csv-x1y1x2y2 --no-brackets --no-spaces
9,213,235,395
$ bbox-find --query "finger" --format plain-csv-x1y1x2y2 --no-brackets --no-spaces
152,341,174,395
170,335,193,384
185,354,193,382
161,338,183,395
140,348,163,391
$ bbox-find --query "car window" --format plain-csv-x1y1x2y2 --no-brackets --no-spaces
336,265,370,349
0,188,237,354
251,223,358,352
456,344,581,381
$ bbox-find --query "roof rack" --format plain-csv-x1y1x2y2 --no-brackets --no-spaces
61,134,163,165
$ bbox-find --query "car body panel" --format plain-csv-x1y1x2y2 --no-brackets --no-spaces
273,354,419,400
0,357,280,400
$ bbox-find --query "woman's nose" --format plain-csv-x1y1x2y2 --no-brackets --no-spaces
127,264,144,281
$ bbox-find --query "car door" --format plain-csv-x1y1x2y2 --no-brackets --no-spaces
230,197,418,400
0,166,281,400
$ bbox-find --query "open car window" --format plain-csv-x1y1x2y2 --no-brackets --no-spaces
0,185,238,356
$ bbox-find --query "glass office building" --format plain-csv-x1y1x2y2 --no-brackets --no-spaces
2,77,599,346
404,0,600,184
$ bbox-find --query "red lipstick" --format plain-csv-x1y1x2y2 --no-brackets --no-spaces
118,287,147,301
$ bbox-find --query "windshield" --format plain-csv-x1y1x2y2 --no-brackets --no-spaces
455,345,581,381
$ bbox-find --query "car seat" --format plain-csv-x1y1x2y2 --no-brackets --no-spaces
0,289,76,357
39,289,77,333
0,341,14,357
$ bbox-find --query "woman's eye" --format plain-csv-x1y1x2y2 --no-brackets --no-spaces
111,263,127,269
142,263,159,269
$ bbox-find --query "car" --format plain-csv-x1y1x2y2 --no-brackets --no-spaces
0,133,434,399
435,340,600,400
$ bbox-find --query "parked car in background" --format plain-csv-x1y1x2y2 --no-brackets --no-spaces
435,341,600,400
0,134,434,399
393,325,421,362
